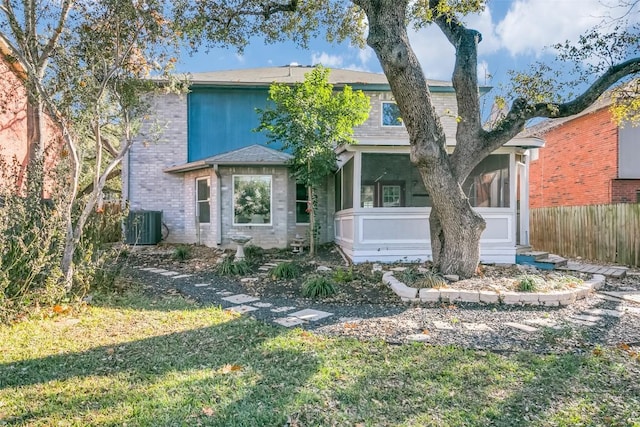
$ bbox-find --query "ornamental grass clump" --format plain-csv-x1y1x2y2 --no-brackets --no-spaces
302,275,336,299
270,262,300,280
417,271,447,289
173,245,190,261
516,274,538,292
217,258,252,276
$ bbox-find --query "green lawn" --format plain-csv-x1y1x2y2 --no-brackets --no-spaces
1,291,638,427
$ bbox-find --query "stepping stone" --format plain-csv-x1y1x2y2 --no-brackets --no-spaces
225,305,259,314
139,267,156,271
216,291,234,296
222,294,260,304
504,322,538,333
273,317,306,327
600,291,640,304
316,266,332,272
240,277,259,283
462,322,492,332
565,318,597,327
622,306,640,315
525,318,558,328
583,308,624,318
271,306,297,313
264,263,278,267
194,283,211,287
406,334,431,342
288,309,333,322
339,317,363,323
258,266,271,271
148,268,168,273
253,302,273,308
569,314,602,323
433,321,455,330
390,267,407,272
171,274,192,279
160,271,180,276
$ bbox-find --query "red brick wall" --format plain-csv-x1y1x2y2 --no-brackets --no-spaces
529,108,619,208
612,179,640,203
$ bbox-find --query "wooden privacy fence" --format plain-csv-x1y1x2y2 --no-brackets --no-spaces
530,204,640,267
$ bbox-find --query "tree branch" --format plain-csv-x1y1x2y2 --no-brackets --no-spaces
482,56,640,153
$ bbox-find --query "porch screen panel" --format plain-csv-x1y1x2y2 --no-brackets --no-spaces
360,153,430,207
342,158,354,210
462,154,510,208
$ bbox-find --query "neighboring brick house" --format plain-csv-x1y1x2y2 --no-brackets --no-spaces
525,93,640,208
124,65,542,263
0,40,60,192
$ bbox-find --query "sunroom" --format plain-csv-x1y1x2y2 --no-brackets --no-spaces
333,139,542,264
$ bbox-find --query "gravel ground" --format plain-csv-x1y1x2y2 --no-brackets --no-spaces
119,246,640,355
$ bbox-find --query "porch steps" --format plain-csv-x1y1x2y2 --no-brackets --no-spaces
515,251,568,270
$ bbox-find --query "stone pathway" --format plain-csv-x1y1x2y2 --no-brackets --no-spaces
133,264,640,349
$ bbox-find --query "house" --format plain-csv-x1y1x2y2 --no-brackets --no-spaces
0,39,60,193
123,65,542,263
525,91,640,208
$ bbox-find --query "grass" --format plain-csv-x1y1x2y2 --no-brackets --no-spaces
302,275,337,298
1,290,639,426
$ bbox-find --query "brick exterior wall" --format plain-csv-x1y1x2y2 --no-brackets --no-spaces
612,179,640,203
529,108,619,208
125,88,456,248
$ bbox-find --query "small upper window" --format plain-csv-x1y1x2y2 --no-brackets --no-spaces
382,102,403,127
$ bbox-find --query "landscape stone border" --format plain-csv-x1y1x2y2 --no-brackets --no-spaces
382,271,605,306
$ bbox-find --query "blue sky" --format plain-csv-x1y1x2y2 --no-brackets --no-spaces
176,0,637,96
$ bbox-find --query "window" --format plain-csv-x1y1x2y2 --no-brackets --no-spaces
296,183,310,224
196,177,210,223
382,102,403,127
360,182,405,207
233,175,272,225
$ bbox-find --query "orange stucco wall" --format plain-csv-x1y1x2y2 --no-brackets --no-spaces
529,108,620,208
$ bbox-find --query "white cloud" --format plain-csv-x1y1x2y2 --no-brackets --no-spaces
496,0,632,57
358,47,374,65
311,51,344,68
462,6,501,55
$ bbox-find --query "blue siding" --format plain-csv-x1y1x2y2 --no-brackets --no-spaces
188,88,272,161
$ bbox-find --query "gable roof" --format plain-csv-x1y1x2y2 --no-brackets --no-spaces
164,144,292,173
186,65,453,89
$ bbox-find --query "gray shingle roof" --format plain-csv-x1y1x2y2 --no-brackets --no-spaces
183,65,452,88
164,144,292,173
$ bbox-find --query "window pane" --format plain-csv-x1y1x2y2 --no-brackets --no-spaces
361,185,374,208
462,154,510,207
382,185,401,207
296,183,309,223
382,102,402,126
233,175,272,224
296,201,310,223
198,201,210,223
335,171,343,211
197,179,209,201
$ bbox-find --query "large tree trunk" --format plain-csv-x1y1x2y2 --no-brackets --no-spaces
355,0,485,278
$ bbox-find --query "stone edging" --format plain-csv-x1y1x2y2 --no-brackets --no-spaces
382,271,605,306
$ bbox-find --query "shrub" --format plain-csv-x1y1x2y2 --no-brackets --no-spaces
400,267,420,284
270,262,300,280
173,245,190,261
417,271,447,288
217,258,252,276
332,266,354,283
302,275,336,298
517,274,537,292
243,244,264,260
